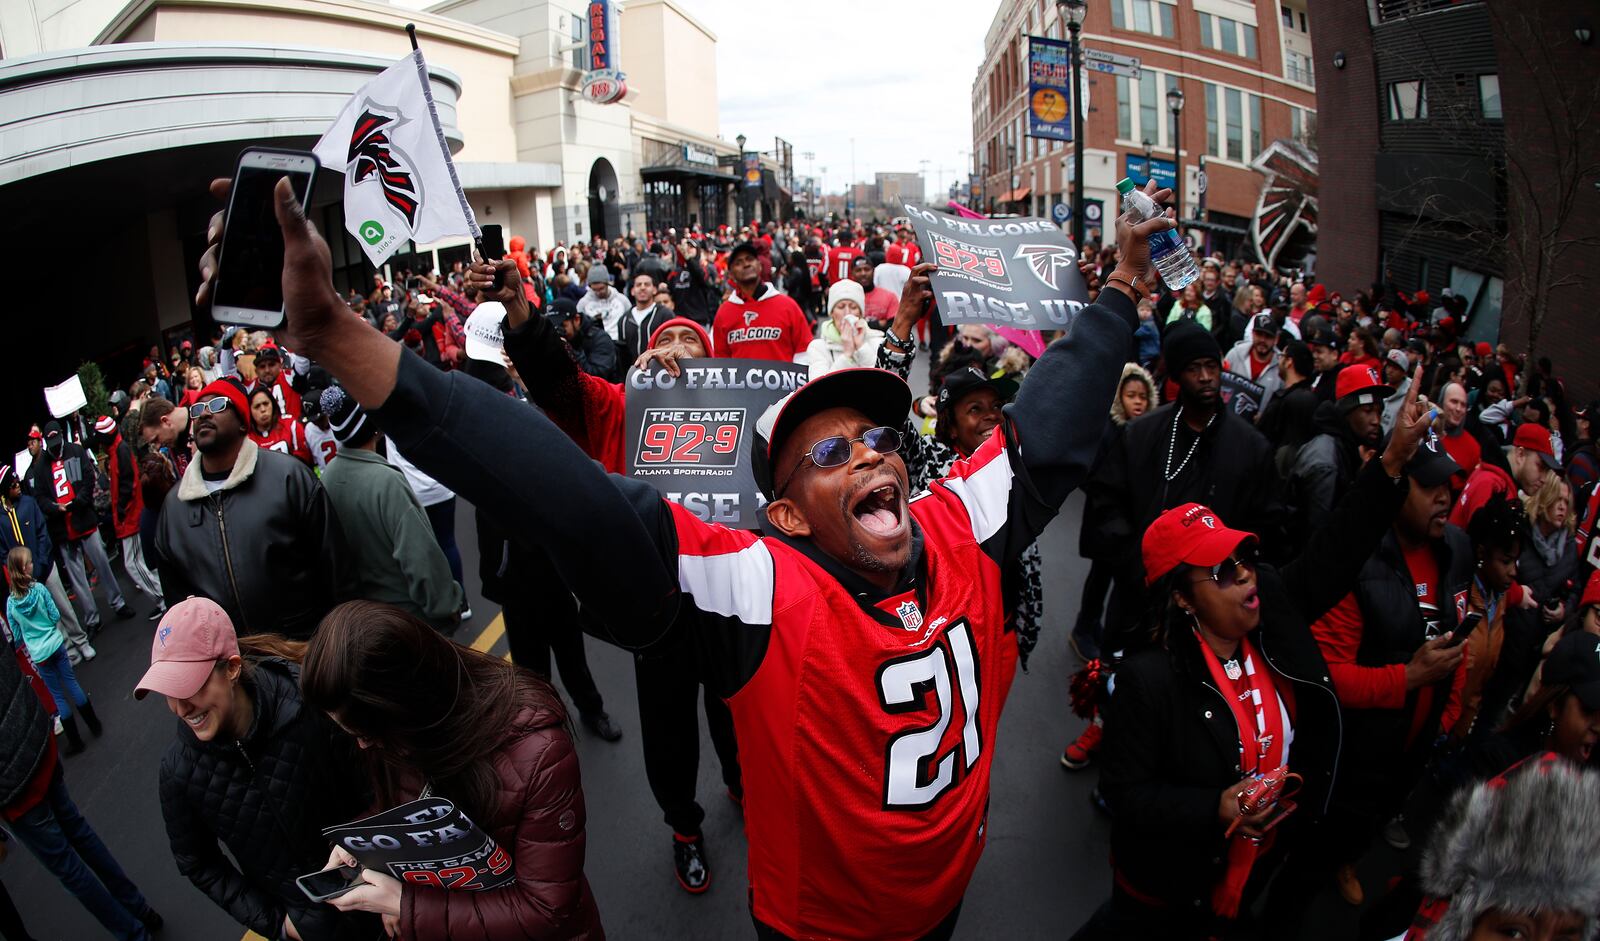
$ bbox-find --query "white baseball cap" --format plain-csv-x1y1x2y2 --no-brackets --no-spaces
464,302,507,364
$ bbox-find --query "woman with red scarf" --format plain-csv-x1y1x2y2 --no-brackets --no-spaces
1076,381,1433,940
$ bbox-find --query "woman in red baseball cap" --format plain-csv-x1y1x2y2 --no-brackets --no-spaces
1080,378,1435,939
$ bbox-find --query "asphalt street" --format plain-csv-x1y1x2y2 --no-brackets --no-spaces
5,365,1405,940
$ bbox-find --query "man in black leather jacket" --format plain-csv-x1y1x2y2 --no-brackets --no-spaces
151,379,345,639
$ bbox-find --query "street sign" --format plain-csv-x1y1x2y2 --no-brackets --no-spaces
1051,203,1071,224
1083,200,1103,224
1083,47,1141,79
1197,170,1209,194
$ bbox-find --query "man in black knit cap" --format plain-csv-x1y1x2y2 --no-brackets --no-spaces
1086,320,1283,653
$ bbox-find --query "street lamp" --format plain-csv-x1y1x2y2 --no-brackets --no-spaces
735,133,748,228
1006,142,1016,209
1057,0,1087,246
1166,86,1185,225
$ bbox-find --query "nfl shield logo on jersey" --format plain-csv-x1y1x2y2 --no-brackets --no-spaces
895,600,923,632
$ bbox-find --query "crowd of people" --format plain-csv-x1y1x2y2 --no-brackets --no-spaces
0,171,1597,941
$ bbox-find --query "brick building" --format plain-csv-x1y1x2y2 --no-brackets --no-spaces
1311,0,1600,396
972,0,1318,259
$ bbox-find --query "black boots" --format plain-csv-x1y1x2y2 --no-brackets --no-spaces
80,700,103,737
60,701,103,756
61,717,86,755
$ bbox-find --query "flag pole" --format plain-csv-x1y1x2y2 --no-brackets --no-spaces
405,23,485,261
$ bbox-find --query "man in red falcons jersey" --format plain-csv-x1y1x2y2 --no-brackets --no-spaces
712,241,812,361
194,172,1178,941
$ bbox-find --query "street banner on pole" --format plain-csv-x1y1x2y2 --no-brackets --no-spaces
1026,36,1072,141
626,360,808,529
314,47,480,266
901,201,1089,332
1220,372,1267,419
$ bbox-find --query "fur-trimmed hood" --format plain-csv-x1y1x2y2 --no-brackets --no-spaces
176,438,259,501
1110,362,1158,426
1418,755,1600,941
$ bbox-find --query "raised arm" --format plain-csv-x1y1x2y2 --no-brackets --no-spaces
193,177,678,638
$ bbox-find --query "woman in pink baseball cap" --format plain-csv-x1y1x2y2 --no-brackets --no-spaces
137,598,374,941
1080,385,1435,939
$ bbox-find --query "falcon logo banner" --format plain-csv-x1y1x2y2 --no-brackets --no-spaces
348,108,421,227
314,50,479,266
901,201,1089,332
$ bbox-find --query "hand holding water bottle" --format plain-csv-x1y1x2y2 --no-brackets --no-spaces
1116,177,1199,292
1101,178,1179,303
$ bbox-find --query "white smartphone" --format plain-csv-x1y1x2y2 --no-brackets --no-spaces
211,148,319,329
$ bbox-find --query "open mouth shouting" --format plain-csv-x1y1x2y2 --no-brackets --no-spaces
849,478,906,541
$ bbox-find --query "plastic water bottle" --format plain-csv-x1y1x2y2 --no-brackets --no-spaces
1115,178,1199,291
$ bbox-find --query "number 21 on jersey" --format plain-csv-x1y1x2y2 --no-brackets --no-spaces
875,620,982,810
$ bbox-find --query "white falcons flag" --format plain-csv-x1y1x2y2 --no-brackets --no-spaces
314,50,479,266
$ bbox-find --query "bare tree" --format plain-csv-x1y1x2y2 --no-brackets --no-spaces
1373,2,1599,380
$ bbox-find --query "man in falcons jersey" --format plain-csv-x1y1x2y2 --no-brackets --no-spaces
202,173,1177,941
712,241,811,361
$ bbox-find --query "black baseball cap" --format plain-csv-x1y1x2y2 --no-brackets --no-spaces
728,241,762,263
936,366,1019,413
1304,325,1338,348
1401,429,1461,488
752,368,912,499
545,297,580,327
1250,312,1279,338
1542,631,1600,710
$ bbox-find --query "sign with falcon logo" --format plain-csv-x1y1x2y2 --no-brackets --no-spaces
314,49,480,266
900,201,1089,331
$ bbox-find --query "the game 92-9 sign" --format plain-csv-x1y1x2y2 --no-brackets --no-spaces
626,359,809,529
901,201,1090,332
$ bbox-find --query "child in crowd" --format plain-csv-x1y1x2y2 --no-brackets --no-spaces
6,547,102,754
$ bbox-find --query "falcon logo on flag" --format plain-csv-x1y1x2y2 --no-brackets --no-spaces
314,48,479,266
347,106,422,227
1014,243,1078,291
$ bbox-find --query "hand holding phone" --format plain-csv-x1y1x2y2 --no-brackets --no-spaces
211,148,319,329
480,224,506,292
1445,611,1485,648
296,864,363,903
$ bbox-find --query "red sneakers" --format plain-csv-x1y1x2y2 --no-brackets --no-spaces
1060,721,1103,771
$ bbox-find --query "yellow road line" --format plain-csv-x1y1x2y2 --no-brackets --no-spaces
469,612,505,653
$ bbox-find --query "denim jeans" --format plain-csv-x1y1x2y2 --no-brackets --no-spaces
8,766,149,941
35,646,88,718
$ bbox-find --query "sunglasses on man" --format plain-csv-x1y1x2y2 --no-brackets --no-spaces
187,398,233,420
775,426,903,500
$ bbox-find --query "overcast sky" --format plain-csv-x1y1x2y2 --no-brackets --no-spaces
671,0,993,201
396,0,995,200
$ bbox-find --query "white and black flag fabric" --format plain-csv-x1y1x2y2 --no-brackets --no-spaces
314,50,479,266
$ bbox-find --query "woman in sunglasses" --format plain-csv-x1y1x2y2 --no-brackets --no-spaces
1076,379,1435,940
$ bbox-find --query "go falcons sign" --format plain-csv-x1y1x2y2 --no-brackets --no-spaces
314,49,479,266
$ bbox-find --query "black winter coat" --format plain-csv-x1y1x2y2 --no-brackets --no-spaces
1335,524,1474,818
1100,458,1407,912
0,647,49,809
158,659,377,941
1086,402,1283,569
24,440,98,544
152,440,344,639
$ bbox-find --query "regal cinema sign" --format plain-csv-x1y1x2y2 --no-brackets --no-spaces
581,0,627,104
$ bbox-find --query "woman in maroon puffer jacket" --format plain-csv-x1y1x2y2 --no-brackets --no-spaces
302,600,603,940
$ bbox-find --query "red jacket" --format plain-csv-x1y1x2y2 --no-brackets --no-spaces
399,704,602,941
105,434,145,540
1449,462,1515,529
